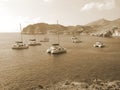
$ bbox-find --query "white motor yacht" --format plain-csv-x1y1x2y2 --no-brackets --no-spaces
29,39,41,46
93,41,105,48
47,44,66,54
12,41,29,49
71,36,81,43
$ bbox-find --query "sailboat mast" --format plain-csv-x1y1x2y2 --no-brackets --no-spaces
20,24,23,42
57,20,60,44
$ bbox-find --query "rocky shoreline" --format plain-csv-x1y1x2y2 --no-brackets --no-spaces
30,79,120,90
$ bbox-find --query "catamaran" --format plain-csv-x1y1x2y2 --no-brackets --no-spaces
40,36,49,42
47,44,66,54
40,37,49,42
12,41,29,49
28,32,41,46
46,20,67,54
71,33,81,43
12,24,29,49
29,38,41,46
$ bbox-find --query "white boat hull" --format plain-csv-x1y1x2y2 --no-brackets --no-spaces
29,43,41,46
29,39,41,46
51,49,66,54
47,45,66,54
12,45,29,49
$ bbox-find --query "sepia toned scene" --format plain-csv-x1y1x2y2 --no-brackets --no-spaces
0,0,120,90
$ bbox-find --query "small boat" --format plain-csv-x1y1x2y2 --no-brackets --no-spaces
93,41,105,48
71,36,81,43
12,41,29,49
29,39,41,46
47,44,66,54
71,36,77,40
40,37,49,42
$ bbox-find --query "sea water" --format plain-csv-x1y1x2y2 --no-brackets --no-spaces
0,33,120,89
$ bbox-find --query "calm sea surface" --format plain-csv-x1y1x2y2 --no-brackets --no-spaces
0,33,120,90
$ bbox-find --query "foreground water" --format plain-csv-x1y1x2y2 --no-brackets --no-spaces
0,33,120,90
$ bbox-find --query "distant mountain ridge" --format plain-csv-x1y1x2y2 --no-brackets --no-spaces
87,18,111,26
22,18,120,36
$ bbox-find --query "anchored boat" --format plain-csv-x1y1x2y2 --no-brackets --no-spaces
47,44,66,54
12,41,29,49
12,24,29,49
46,20,67,54
29,39,41,46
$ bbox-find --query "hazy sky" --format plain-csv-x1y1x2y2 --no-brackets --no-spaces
0,0,120,32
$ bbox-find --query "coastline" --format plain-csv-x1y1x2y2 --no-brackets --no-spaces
30,79,120,90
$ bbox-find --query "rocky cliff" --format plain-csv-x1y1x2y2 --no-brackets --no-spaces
22,18,120,37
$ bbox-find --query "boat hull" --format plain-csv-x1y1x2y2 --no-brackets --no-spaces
47,45,67,54
29,43,41,46
51,50,66,54
12,46,29,49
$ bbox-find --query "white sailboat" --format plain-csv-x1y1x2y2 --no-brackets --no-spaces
29,38,41,46
47,20,67,54
12,24,29,49
40,34,49,42
71,32,81,43
28,32,41,46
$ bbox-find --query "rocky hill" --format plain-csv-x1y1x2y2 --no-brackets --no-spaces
22,18,120,37
22,23,95,35
87,18,111,26
22,23,68,34
88,18,120,37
